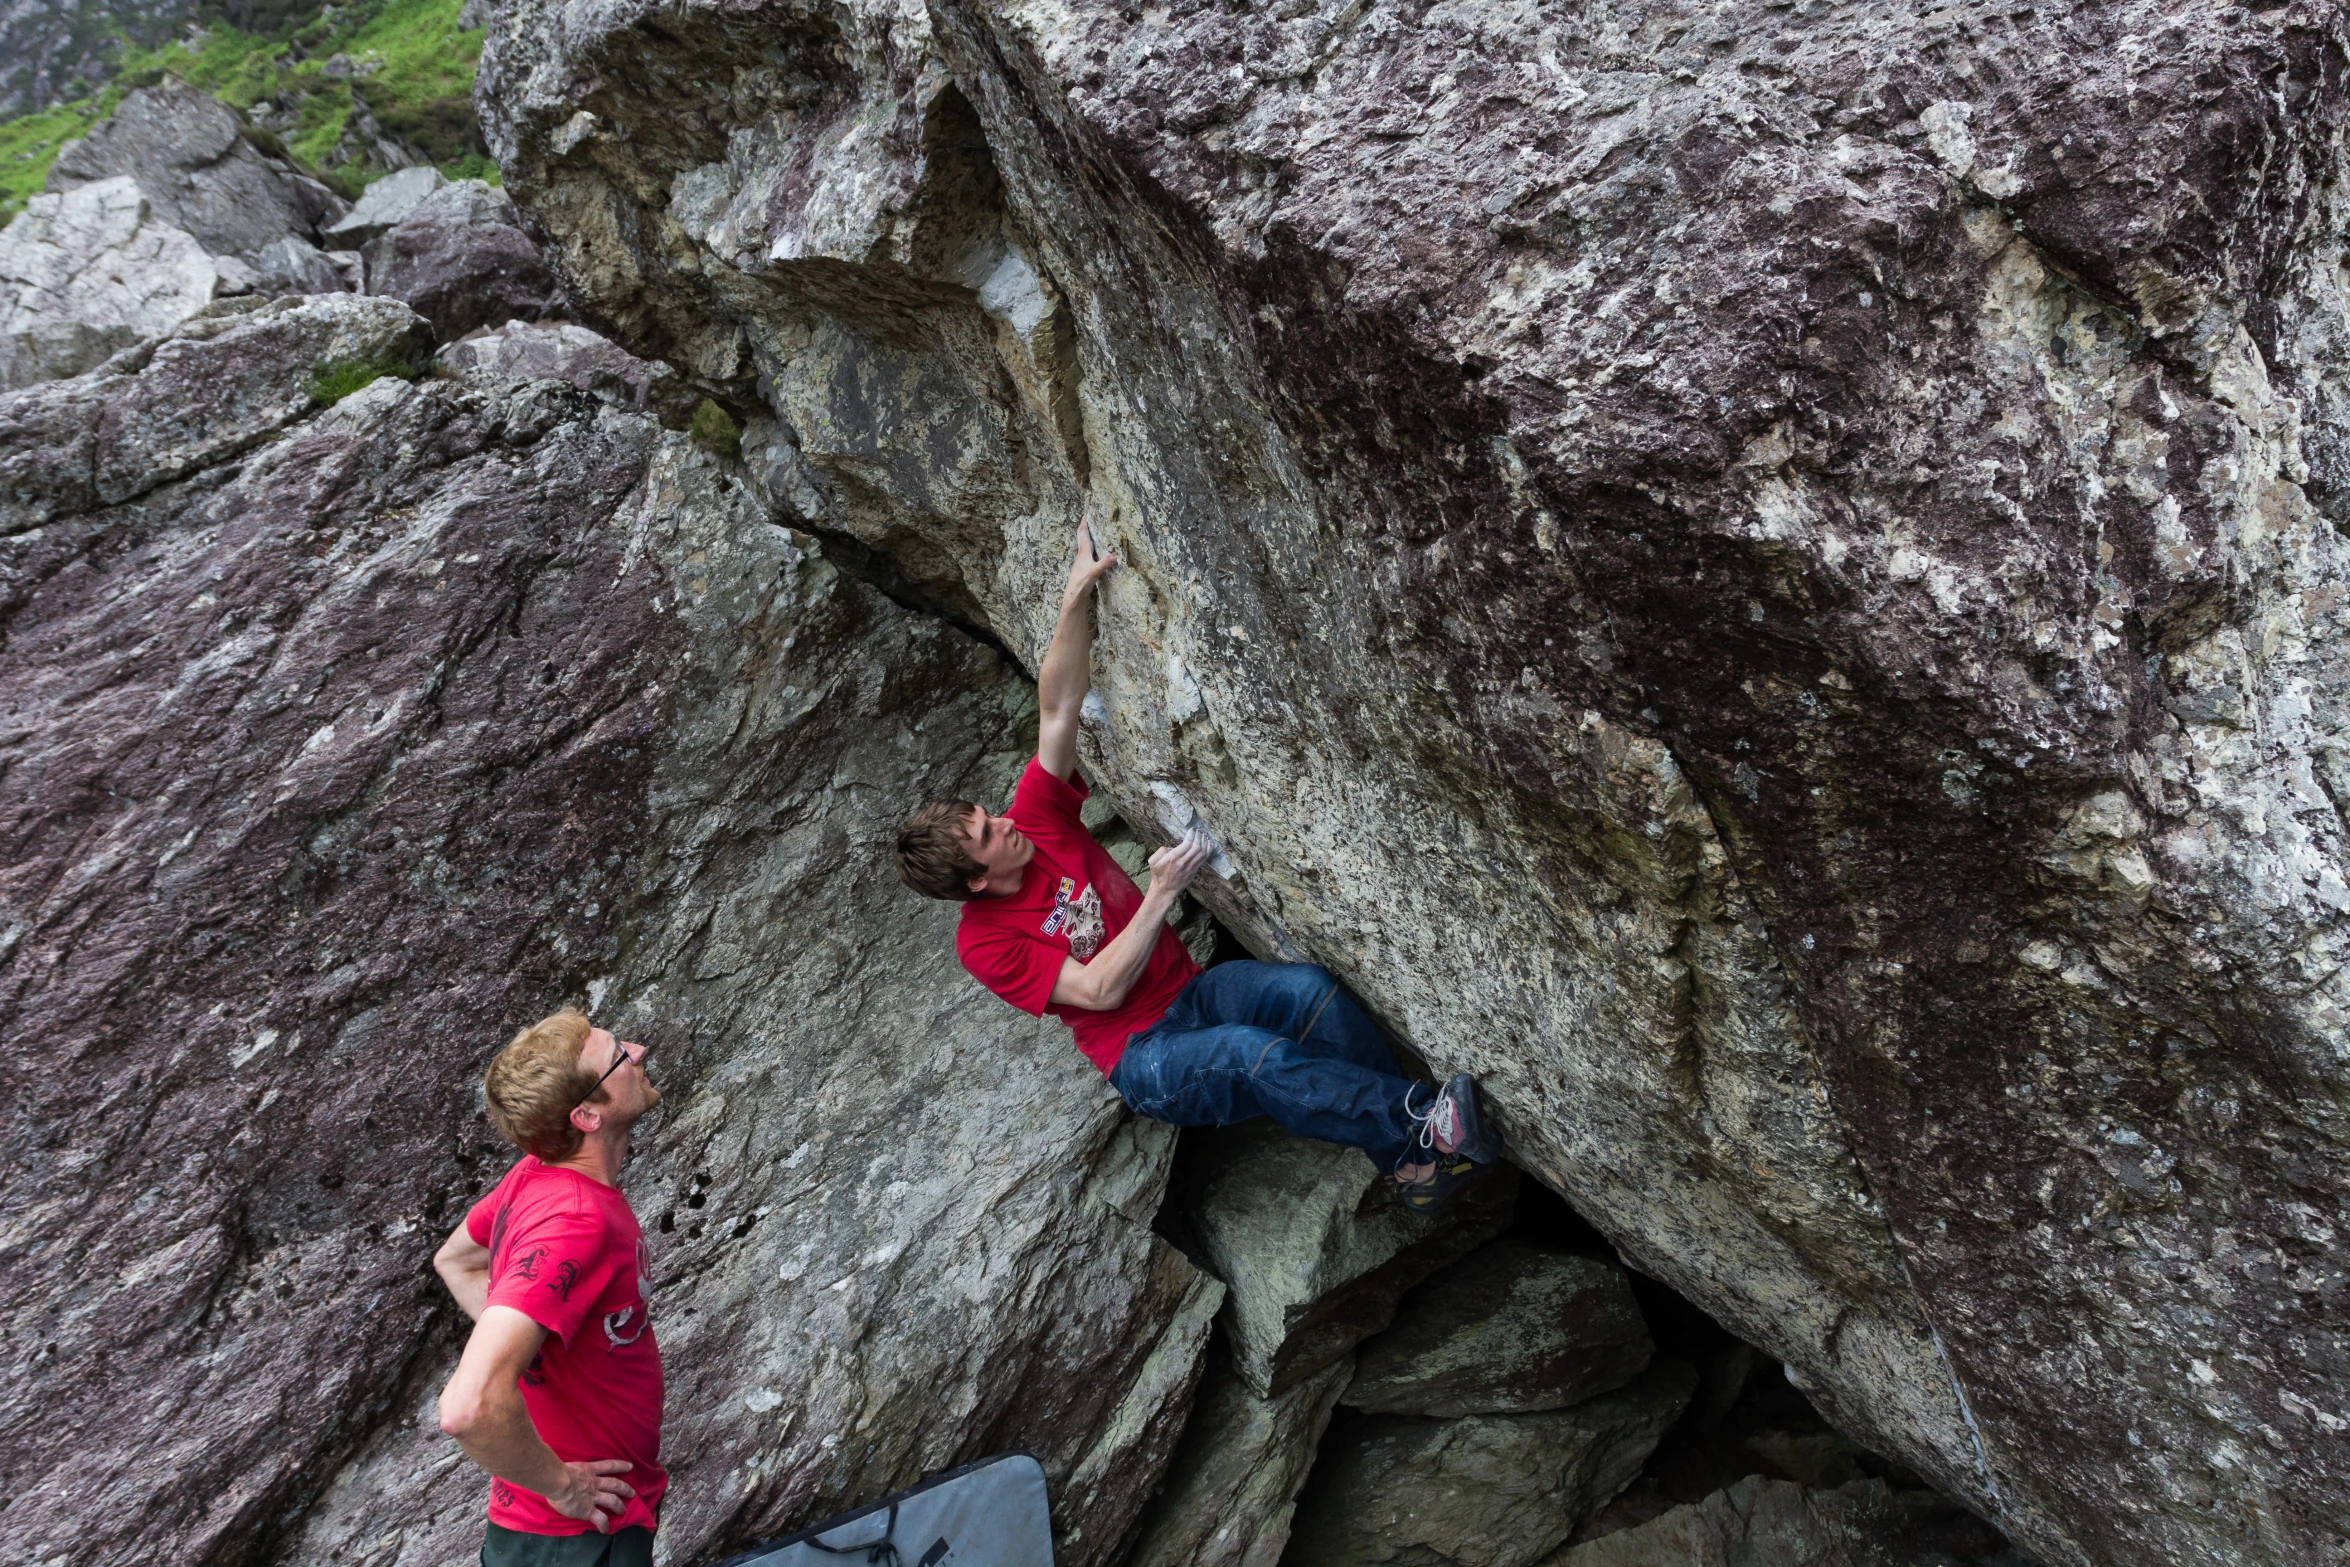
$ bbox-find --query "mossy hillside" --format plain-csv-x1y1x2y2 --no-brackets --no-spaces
0,0,488,220
0,96,118,217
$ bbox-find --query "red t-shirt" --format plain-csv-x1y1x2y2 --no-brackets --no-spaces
463,1157,666,1536
957,758,1201,1074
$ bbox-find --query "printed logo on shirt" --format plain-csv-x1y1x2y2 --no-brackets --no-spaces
1041,876,1078,937
492,1479,519,1509
1066,883,1106,961
549,1259,584,1302
604,1304,647,1347
509,1245,546,1283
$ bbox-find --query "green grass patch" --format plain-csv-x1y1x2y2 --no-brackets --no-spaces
306,352,420,403
116,22,290,108
689,399,742,460
0,93,121,218
345,0,483,149
438,151,500,185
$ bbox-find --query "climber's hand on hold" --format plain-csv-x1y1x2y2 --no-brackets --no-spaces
547,1459,636,1533
1052,827,1215,1011
1062,504,1118,611
1146,828,1216,902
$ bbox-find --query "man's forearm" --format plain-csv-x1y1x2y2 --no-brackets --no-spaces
452,1381,571,1497
1036,590,1094,721
1068,889,1177,1010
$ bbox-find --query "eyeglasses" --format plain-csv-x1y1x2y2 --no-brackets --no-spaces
576,1039,643,1108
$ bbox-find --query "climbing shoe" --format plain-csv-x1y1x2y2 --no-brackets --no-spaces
1406,1073,1496,1164
1397,1152,1483,1212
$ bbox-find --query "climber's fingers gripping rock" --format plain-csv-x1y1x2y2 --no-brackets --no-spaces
1148,828,1216,900
1062,503,1118,609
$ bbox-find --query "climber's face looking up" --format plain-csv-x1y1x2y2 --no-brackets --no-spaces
576,1027,661,1129
961,805,1035,896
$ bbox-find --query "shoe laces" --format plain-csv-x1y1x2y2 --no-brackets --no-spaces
1404,1082,1455,1153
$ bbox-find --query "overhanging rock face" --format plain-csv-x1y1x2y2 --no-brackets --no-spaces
479,1,2350,1561
0,295,1213,1567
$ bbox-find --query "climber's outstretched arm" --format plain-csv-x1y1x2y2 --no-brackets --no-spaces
1037,508,1116,781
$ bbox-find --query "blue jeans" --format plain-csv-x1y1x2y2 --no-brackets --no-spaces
1109,962,1421,1173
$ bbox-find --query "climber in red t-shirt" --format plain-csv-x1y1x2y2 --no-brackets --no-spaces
896,511,1498,1207
432,1010,667,1567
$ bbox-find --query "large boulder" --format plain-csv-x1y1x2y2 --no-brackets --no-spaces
248,233,358,296
1346,1241,1654,1418
0,292,431,531
477,0,2350,1559
46,81,346,260
438,317,697,425
0,176,221,390
363,179,562,340
1549,1475,2023,1567
1123,1348,1354,1567
1285,1362,1701,1567
324,164,450,248
1173,1120,1516,1396
0,294,1217,1567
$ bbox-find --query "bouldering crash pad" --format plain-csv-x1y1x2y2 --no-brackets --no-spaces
714,1453,1053,1567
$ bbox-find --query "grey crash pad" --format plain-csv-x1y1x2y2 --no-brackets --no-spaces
714,1453,1053,1567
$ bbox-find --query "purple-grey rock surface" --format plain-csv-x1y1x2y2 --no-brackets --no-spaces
472,0,2350,1562
362,178,563,340
438,316,698,426
0,291,1218,1567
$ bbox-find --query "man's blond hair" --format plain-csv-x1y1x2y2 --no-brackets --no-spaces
485,1008,601,1161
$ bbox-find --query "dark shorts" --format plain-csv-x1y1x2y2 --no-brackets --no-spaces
482,1524,654,1567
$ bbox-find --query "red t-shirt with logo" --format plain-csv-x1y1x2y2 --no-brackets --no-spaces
463,1157,666,1536
957,758,1201,1074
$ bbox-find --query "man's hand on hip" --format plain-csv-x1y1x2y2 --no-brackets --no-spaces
547,1458,637,1533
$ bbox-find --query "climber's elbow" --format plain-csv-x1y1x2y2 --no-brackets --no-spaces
438,1385,485,1440
1050,956,1115,1012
